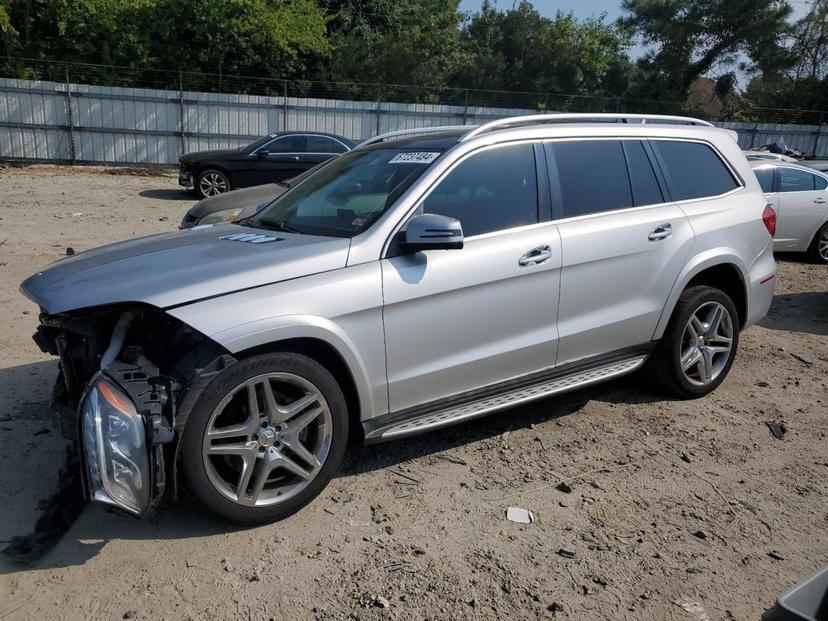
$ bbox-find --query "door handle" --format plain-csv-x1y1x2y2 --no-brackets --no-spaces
814,197,826,204
648,223,672,241
518,245,553,267
270,155,300,162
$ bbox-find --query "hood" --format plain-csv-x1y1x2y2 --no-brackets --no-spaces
179,148,244,163
188,184,287,220
21,225,351,314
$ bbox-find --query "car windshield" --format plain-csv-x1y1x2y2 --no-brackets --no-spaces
245,134,277,152
250,148,442,237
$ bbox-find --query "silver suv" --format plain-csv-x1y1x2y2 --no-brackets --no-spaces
21,114,777,524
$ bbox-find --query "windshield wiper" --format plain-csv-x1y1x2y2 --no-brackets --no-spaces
259,221,303,234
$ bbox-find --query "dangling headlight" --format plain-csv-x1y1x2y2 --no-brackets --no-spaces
80,377,151,515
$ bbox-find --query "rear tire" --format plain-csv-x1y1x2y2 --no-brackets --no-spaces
652,286,740,398
181,353,348,525
196,169,231,199
806,222,828,264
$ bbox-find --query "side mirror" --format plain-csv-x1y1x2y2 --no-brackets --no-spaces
256,149,269,158
402,213,464,252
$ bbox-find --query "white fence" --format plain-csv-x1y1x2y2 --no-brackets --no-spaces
0,77,826,164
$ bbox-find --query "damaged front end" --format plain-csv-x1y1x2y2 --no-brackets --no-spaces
33,307,226,517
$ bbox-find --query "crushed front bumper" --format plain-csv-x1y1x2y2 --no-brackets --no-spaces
178,168,193,188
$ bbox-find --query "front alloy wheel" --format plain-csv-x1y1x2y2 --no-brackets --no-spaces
197,169,230,198
203,373,332,507
182,353,348,524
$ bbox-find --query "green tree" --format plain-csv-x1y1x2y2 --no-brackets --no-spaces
620,0,793,100
454,1,631,106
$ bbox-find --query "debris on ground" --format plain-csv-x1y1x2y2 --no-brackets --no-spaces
557,548,576,559
766,421,788,440
768,550,785,561
556,481,573,494
790,352,814,366
681,451,693,463
65,247,75,255
324,490,352,515
673,594,710,621
506,507,534,524
70,212,82,219
373,595,390,609
755,381,770,388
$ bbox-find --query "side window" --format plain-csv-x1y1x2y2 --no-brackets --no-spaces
331,140,349,154
422,143,538,237
624,141,664,206
265,135,308,153
816,175,828,191
754,167,775,193
308,135,337,153
653,140,739,200
547,140,632,217
779,168,818,192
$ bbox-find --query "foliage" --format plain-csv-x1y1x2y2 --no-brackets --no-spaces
620,0,793,100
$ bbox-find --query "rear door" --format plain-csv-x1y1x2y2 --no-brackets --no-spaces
547,138,695,365
304,135,348,171
775,166,828,249
381,142,562,412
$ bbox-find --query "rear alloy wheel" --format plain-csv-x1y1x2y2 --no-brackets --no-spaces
652,286,740,398
182,353,348,524
196,169,230,199
806,222,828,264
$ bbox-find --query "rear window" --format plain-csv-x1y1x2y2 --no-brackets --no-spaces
779,167,822,192
653,140,740,201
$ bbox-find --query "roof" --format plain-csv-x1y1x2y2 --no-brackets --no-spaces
749,160,828,176
364,131,465,151
271,130,356,147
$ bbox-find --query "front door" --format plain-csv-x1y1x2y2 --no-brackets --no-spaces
239,135,309,187
381,142,562,413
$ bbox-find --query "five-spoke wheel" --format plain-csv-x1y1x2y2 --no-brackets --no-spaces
196,169,230,198
182,353,348,524
653,286,740,398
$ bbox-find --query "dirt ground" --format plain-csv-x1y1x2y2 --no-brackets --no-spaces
0,166,826,621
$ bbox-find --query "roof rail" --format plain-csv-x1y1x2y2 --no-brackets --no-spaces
355,125,472,149
459,113,715,142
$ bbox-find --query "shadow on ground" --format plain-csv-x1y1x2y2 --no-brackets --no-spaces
760,291,828,337
0,356,666,574
138,188,195,201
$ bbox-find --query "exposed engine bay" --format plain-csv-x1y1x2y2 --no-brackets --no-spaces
32,306,230,516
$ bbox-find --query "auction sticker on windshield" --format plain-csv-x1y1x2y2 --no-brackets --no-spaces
388,152,441,164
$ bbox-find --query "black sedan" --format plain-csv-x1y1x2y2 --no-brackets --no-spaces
178,131,354,198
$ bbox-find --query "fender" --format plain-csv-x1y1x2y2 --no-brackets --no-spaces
652,247,749,340
169,311,384,420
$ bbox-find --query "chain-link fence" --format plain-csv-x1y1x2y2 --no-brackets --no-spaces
1,58,826,164
2,57,826,124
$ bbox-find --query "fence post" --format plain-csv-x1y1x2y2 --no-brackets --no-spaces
178,72,186,157
375,84,383,135
749,122,758,149
462,89,469,125
812,112,823,157
282,80,288,130
64,63,76,164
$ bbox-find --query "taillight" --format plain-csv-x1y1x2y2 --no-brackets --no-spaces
762,203,776,237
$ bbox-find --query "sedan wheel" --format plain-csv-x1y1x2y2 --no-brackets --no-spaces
197,170,229,198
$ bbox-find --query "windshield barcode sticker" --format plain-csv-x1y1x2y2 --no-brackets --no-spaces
388,152,440,164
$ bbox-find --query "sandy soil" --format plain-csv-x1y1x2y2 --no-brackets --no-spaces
0,167,826,621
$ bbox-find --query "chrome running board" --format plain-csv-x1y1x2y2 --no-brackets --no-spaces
364,355,646,443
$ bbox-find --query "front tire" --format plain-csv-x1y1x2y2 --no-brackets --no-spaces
196,169,231,199
806,222,828,264
181,353,348,525
652,286,739,398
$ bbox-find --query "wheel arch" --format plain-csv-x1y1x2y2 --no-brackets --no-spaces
653,252,749,340
233,336,363,441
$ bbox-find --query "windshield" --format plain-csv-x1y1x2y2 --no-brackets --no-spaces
250,148,442,237
245,134,277,152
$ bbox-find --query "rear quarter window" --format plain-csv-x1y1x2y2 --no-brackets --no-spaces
754,167,774,193
653,140,740,201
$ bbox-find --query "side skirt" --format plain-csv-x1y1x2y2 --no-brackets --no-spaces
363,347,651,444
